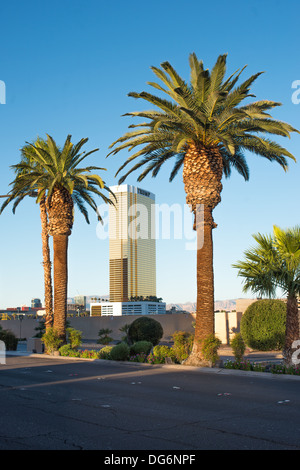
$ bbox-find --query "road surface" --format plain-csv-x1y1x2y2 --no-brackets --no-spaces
0,355,300,451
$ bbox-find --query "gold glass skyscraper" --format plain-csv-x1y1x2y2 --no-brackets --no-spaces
109,185,156,302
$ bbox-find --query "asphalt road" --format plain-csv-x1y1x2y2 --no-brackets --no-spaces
0,355,300,452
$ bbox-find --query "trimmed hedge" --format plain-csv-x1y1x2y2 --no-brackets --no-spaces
128,317,163,346
129,340,153,356
110,342,130,361
0,328,18,351
241,299,286,351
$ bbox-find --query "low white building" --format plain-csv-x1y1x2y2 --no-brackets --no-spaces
90,301,166,317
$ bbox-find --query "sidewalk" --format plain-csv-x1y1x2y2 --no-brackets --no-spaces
9,341,284,365
218,345,283,365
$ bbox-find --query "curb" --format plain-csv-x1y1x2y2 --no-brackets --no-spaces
5,350,300,381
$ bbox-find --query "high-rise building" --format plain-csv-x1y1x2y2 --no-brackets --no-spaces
31,298,42,309
74,295,87,309
109,184,156,302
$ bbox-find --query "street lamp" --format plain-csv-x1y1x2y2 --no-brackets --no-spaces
18,314,24,340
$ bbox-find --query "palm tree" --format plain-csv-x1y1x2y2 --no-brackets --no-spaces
1,139,54,332
107,53,298,364
6,134,114,343
233,226,300,366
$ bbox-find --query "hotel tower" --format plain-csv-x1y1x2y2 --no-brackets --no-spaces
109,185,156,302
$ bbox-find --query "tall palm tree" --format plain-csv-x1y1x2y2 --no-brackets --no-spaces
1,139,54,332
6,134,114,343
233,226,300,366
108,53,298,364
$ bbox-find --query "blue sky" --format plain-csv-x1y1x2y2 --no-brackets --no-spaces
0,0,299,308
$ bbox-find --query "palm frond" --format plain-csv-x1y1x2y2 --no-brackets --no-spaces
107,53,298,185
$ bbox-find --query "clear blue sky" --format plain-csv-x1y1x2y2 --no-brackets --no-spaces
0,0,299,308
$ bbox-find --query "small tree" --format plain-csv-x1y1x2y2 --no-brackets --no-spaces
66,327,82,350
230,333,246,362
200,334,222,366
233,226,300,365
240,299,286,351
0,328,18,351
128,317,163,346
33,319,46,338
42,327,62,355
97,328,114,345
171,331,194,362
119,323,131,343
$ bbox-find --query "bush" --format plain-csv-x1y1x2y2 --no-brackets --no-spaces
241,299,286,351
230,333,246,362
130,340,153,356
33,319,46,338
110,342,130,361
41,328,63,354
97,328,114,345
119,324,131,344
200,334,222,365
152,345,176,363
66,328,82,349
80,349,99,359
129,353,148,363
99,345,113,360
171,331,194,362
128,317,163,346
0,329,18,350
59,344,80,357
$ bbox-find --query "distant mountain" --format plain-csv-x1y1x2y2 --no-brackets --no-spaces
167,302,196,312
214,299,237,311
69,296,237,312
167,299,237,312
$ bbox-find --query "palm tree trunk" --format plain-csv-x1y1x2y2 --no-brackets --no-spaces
182,144,222,366
52,234,68,343
284,294,299,366
39,195,53,332
185,205,215,365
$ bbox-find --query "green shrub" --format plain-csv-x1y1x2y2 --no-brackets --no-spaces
128,317,163,346
130,340,153,356
0,329,18,351
41,328,63,354
129,353,147,363
59,344,80,357
241,299,286,351
200,334,222,365
80,349,99,359
171,331,194,362
119,324,131,344
153,345,176,363
97,328,114,345
230,333,246,362
33,319,46,338
110,342,130,361
99,345,113,359
66,328,82,349
59,344,72,356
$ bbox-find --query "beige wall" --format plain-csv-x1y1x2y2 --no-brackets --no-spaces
69,314,196,342
0,314,195,343
236,298,258,314
0,311,241,345
214,311,242,344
